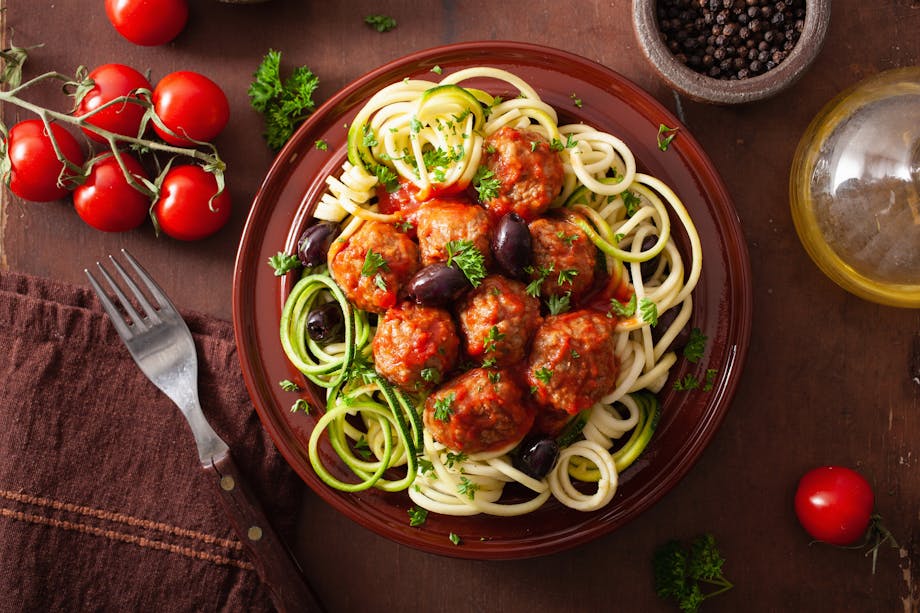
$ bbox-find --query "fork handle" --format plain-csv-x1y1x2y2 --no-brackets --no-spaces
208,452,324,613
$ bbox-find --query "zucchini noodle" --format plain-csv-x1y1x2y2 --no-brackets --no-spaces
280,67,703,518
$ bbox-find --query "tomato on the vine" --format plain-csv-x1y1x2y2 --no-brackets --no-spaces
794,466,874,546
5,119,85,202
152,165,230,240
74,63,151,143
152,71,230,146
104,0,189,47
73,153,150,232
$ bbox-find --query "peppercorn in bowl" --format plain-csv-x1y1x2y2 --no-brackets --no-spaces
633,0,830,104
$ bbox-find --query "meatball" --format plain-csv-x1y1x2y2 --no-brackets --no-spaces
415,198,492,267
373,301,459,392
526,310,619,414
456,275,542,368
423,368,534,454
328,221,420,313
528,217,597,299
480,126,565,221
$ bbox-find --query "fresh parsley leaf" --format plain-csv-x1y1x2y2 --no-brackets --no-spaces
417,457,434,475
408,506,428,527
609,293,637,318
703,368,718,392
458,476,479,500
622,190,642,217
314,139,328,151
365,14,397,32
653,534,733,612
640,298,659,326
683,328,708,363
487,371,501,383
570,92,583,108
483,325,505,353
534,367,553,384
473,165,501,201
444,451,468,469
279,379,300,392
249,49,319,151
268,252,300,276
557,268,578,286
433,392,455,422
546,292,571,315
445,239,486,287
431,65,443,75
449,532,461,545
290,398,310,413
420,367,441,384
354,437,372,460
674,374,700,391
657,123,679,152
361,249,389,277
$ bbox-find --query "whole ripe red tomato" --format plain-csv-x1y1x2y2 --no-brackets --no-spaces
74,63,152,143
152,71,230,146
794,466,875,546
104,0,189,47
73,153,150,232
153,165,230,240
6,119,85,202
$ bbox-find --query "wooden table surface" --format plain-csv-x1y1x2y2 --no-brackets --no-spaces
2,1,919,611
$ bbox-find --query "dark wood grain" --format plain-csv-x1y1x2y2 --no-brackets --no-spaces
2,1,918,611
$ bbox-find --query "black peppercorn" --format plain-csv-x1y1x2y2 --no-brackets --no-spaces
655,0,805,80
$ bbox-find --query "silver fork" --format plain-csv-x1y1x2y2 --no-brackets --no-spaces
86,249,322,613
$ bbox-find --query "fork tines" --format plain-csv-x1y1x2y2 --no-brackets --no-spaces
84,249,171,340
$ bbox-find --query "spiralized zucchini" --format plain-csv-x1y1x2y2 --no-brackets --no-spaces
280,67,703,517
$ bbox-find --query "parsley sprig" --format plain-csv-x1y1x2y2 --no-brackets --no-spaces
268,252,300,276
365,14,397,32
653,534,733,613
473,165,501,201
445,239,486,287
248,49,320,151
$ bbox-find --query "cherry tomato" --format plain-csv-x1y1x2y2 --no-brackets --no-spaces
73,153,150,232
74,63,151,143
5,119,85,202
104,0,188,47
152,165,230,240
794,466,875,546
152,71,230,146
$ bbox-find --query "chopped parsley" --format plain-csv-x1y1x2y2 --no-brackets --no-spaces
703,368,718,391
683,328,708,363
570,92,583,108
364,14,397,32
361,249,389,277
279,379,300,392
417,457,434,475
657,123,679,152
622,190,642,217
557,268,579,286
444,451,468,469
408,506,428,527
550,134,578,151
290,398,310,414
473,165,501,201
431,65,443,75
445,239,486,287
268,252,300,276
546,292,571,315
449,532,461,545
483,325,505,353
524,263,554,297
674,374,700,391
433,392,455,422
314,139,328,151
556,230,579,246
640,298,659,326
354,437,372,460
609,293,637,318
487,371,502,384
458,476,480,500
420,367,441,384
534,367,553,384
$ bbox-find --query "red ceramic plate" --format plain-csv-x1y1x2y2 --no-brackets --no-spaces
233,42,752,560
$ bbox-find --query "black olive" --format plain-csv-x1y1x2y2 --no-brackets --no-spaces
491,212,532,281
638,235,661,280
407,263,470,307
512,436,560,480
306,302,344,344
297,221,339,268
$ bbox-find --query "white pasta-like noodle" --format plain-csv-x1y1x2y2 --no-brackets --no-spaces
284,66,705,518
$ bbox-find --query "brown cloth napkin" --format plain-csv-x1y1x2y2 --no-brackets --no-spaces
0,271,303,612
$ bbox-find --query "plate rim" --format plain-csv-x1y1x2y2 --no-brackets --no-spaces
232,40,753,560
